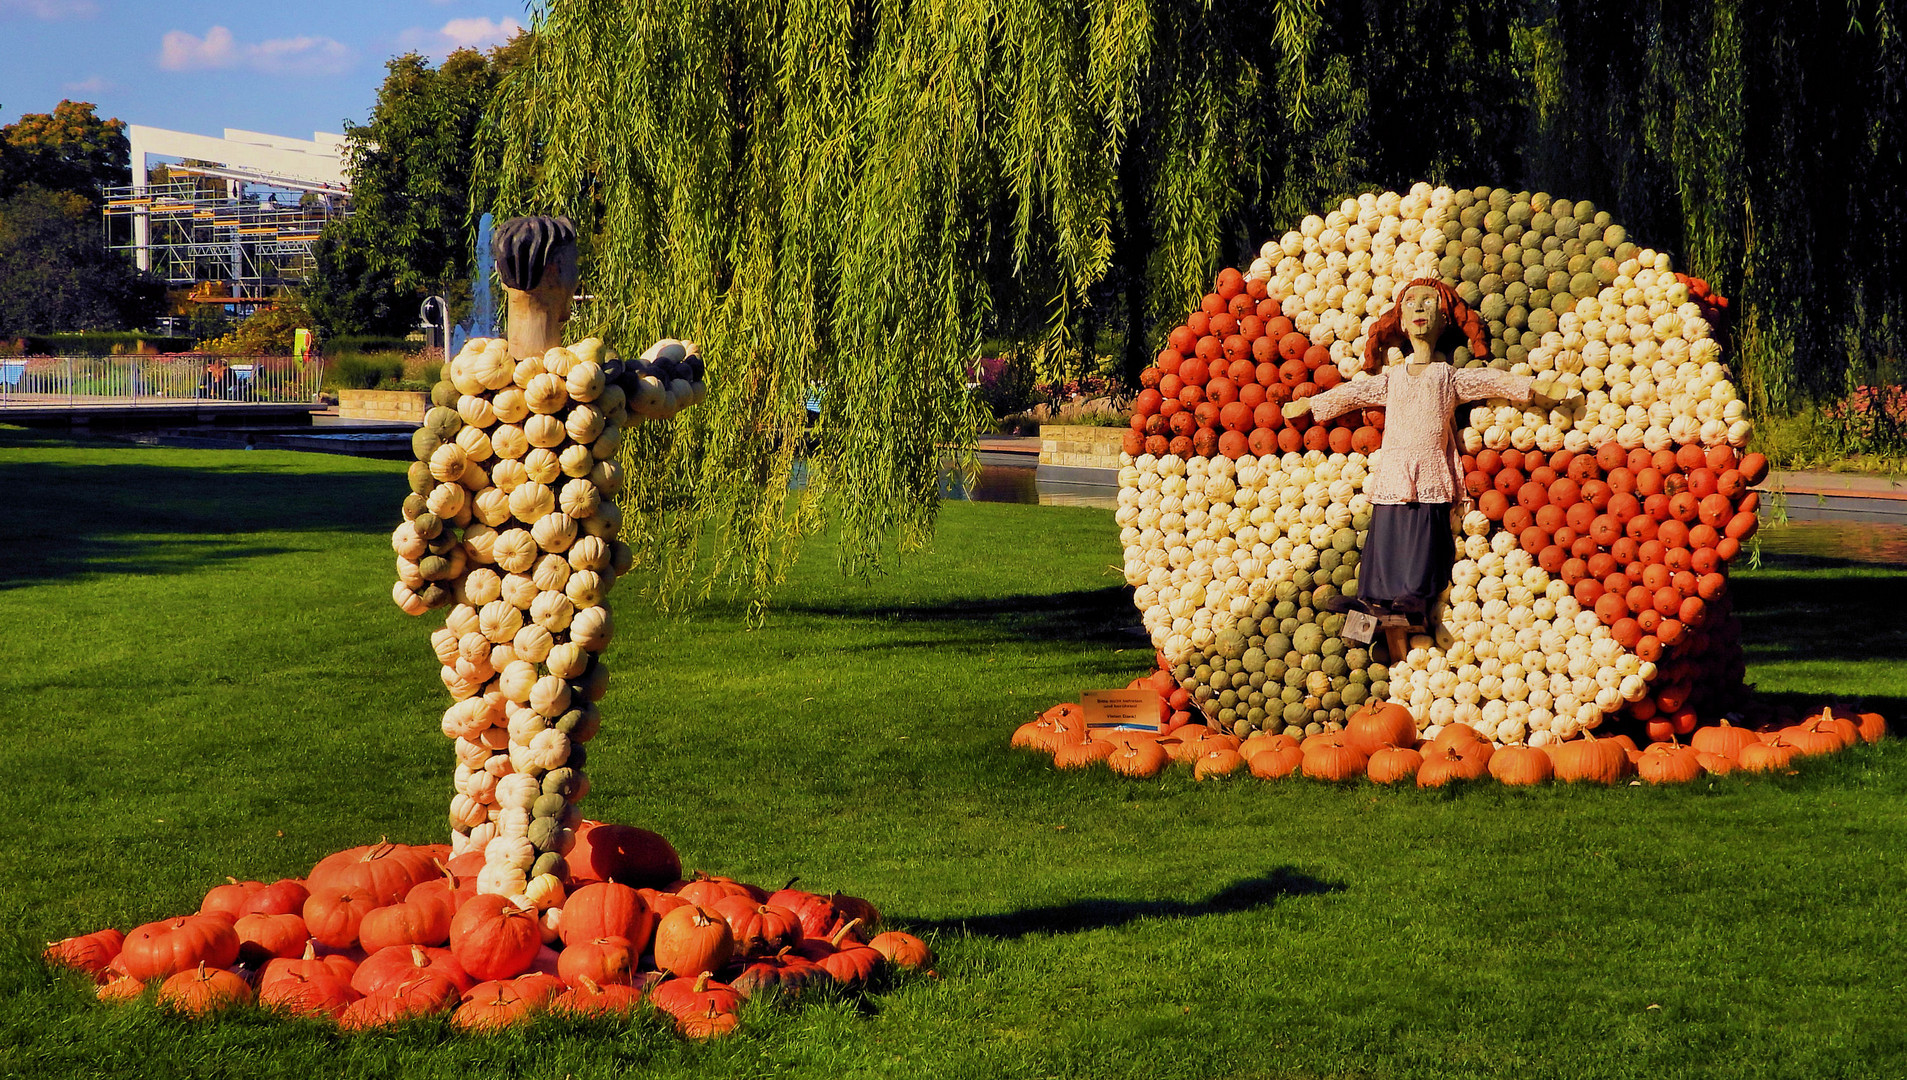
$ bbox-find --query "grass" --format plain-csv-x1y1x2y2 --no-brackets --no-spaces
3,426,1906,1079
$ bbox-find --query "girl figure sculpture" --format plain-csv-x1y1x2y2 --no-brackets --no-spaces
1285,278,1570,664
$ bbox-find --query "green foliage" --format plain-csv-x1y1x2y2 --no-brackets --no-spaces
323,352,408,391
304,41,530,338
6,331,193,356
0,186,162,334
197,294,314,355
481,0,1152,608
0,100,129,204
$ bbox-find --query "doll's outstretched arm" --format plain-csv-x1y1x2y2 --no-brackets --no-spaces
1285,374,1387,422
1452,367,1578,409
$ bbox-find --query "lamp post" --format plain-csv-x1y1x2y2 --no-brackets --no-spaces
420,295,450,357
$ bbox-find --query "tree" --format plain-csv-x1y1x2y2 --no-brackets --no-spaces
303,39,531,338
1,100,130,204
0,185,162,333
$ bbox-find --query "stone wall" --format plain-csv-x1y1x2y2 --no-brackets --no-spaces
338,389,428,423
1039,425,1125,471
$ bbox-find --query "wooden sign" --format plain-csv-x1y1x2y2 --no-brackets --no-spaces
1083,688,1162,734
1341,609,1378,644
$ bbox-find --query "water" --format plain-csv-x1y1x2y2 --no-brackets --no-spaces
1752,520,1907,567
940,465,1118,509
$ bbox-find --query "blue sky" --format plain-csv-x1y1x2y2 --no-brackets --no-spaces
1,0,535,140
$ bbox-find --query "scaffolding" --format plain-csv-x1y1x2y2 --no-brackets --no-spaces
101,126,352,309
104,178,347,302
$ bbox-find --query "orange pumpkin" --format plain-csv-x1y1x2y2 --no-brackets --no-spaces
650,970,744,1024
652,904,735,977
1487,744,1553,786
1550,734,1633,784
118,915,240,980
1300,737,1368,782
352,943,471,996
869,931,934,970
1695,751,1738,775
1247,744,1305,779
1637,744,1703,784
303,885,381,949
1417,745,1486,787
451,980,536,1032
157,962,253,1017
262,939,359,991
1346,702,1418,756
306,841,439,906
1053,738,1115,769
259,967,361,1020
233,912,309,965
1738,740,1801,772
449,895,541,982
240,879,310,918
551,974,648,1018
43,928,124,981
711,897,804,958
1366,746,1424,784
1193,747,1244,780
1690,721,1760,760
1108,739,1169,778
96,975,146,1003
562,881,657,950
1780,720,1847,757
1857,711,1888,743
199,878,267,922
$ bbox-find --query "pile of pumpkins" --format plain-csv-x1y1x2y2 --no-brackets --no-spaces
1013,700,1888,784
43,822,933,1037
1118,184,1764,747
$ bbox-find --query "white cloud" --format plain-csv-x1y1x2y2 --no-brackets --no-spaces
159,26,352,76
60,75,112,95
0,0,98,18
398,16,523,57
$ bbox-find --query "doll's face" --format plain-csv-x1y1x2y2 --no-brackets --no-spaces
1401,285,1445,346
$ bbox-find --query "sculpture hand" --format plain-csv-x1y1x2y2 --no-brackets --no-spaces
1282,399,1311,421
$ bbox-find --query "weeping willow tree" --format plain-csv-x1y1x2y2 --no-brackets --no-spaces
475,0,1906,610
477,0,1321,610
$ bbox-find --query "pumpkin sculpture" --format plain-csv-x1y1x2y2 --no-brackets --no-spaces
1117,186,1759,751
390,217,706,903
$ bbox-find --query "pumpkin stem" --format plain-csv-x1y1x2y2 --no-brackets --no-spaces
301,939,318,961
578,975,601,993
411,944,428,967
226,876,239,885
779,876,800,892
829,919,863,948
692,970,712,994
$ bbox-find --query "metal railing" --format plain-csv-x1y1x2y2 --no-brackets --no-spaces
0,355,326,406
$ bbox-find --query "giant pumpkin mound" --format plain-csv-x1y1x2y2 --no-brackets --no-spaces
1019,184,1887,783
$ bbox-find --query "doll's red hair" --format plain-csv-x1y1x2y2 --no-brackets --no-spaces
1361,277,1490,372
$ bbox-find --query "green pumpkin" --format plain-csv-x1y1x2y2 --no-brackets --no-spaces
529,817,562,851
412,428,442,461
531,852,567,880
424,406,463,439
555,706,601,742
566,742,588,769
402,493,428,521
421,583,451,608
608,541,634,575
431,380,460,408
541,767,578,797
412,512,442,539
532,793,568,819
418,555,452,581
408,460,435,496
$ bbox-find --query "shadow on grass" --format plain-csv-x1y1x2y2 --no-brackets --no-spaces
1732,570,1907,664
899,868,1339,939
1,457,399,590
782,586,1142,649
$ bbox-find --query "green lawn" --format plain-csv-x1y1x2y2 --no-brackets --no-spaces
2,427,1905,1079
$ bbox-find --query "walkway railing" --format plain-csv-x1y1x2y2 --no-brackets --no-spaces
0,355,326,406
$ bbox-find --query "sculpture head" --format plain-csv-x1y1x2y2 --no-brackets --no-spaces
1361,277,1488,372
491,215,579,292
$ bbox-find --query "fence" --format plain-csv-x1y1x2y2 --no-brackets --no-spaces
0,355,326,406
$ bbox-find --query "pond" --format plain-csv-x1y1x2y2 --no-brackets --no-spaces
939,464,1117,508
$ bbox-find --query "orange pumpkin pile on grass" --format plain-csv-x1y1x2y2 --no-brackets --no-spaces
43,820,935,1037
1014,699,1886,787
